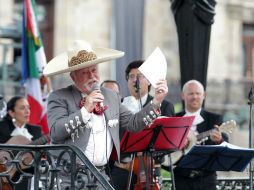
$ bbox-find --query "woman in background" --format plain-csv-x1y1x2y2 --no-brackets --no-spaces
0,96,43,190
0,96,42,144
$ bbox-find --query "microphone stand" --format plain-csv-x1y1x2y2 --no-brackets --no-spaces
248,86,254,189
135,76,151,190
126,76,142,190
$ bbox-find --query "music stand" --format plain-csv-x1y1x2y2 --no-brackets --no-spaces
178,142,254,172
120,116,195,189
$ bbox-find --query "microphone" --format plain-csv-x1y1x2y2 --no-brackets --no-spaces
134,75,142,109
248,86,254,105
91,83,104,108
134,75,140,93
91,82,100,91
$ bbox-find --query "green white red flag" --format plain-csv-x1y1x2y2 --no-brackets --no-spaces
21,0,49,134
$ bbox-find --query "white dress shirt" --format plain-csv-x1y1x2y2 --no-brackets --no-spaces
122,94,148,114
81,106,113,166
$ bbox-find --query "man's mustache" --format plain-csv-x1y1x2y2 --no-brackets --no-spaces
83,78,98,92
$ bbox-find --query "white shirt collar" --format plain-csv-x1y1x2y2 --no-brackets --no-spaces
122,94,148,113
185,108,202,117
140,94,148,106
184,108,204,126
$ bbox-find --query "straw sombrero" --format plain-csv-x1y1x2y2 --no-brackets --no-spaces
43,40,124,76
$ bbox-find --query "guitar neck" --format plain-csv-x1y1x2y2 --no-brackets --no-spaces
28,134,50,145
196,120,237,142
196,129,214,142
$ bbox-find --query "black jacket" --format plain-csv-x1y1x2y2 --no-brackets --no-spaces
174,109,228,177
0,118,42,144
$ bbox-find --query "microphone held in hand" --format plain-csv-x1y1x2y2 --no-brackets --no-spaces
90,82,108,115
91,83,104,108
91,82,100,91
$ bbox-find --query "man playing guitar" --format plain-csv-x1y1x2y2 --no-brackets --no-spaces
173,80,229,190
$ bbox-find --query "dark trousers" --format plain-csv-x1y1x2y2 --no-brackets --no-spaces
174,174,217,190
109,166,137,190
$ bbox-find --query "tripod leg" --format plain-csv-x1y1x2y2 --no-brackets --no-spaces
126,154,135,190
148,154,152,190
169,154,176,190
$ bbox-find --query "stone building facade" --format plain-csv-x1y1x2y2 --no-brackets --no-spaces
0,0,254,125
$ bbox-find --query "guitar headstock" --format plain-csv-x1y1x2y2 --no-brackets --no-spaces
219,120,237,134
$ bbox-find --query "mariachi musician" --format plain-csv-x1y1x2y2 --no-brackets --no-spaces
173,80,229,190
109,60,175,190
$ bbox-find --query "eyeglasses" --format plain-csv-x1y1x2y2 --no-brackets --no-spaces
128,74,145,81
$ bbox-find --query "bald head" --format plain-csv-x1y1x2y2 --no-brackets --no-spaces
101,80,121,95
181,80,205,112
182,80,204,94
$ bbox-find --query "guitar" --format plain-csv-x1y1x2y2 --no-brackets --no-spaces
0,134,50,190
162,120,237,167
5,134,50,145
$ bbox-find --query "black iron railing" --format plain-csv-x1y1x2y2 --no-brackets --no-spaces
0,144,252,190
161,177,251,190
217,177,250,190
0,144,114,190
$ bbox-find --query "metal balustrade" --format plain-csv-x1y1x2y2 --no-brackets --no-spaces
0,144,253,190
0,144,114,190
161,177,251,190
217,178,250,190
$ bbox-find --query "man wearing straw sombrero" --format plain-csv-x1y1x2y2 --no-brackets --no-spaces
43,40,168,189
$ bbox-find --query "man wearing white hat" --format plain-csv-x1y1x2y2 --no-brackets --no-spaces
43,40,169,189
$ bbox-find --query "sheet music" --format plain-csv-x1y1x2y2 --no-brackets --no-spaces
198,141,252,150
220,142,252,150
138,47,167,88
179,141,254,172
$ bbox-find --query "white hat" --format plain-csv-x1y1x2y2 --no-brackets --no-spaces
43,40,124,76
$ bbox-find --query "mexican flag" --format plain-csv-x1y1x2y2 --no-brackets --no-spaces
21,0,49,134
